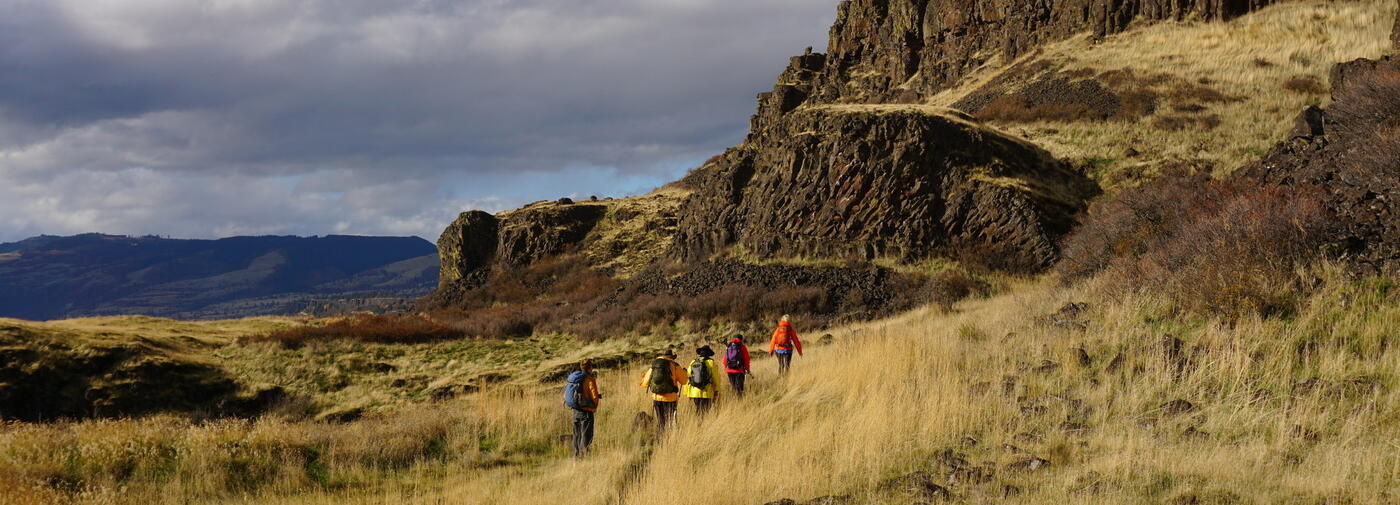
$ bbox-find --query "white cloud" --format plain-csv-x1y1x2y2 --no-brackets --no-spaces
0,0,837,242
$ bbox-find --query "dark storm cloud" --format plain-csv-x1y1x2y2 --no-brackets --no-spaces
0,0,835,241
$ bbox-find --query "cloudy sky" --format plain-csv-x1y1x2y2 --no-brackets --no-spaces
0,0,835,243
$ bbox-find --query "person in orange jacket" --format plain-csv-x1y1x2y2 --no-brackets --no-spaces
769,315,803,375
564,359,602,457
638,348,687,436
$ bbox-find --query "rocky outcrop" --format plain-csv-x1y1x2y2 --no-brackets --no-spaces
496,202,608,267
436,211,499,289
759,0,1281,122
675,105,1098,271
1240,54,1400,274
433,201,606,293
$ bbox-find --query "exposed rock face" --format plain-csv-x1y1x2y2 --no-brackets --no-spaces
497,203,608,267
676,106,1098,271
434,201,605,290
765,0,1281,119
1240,55,1400,274
436,210,499,288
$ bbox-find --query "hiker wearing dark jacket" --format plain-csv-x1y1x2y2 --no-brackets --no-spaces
564,359,602,457
769,314,803,376
723,335,751,397
682,346,721,416
638,349,687,436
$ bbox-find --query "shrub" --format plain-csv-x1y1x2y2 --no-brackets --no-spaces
1282,75,1326,95
1059,173,1335,317
1152,114,1221,131
243,314,465,348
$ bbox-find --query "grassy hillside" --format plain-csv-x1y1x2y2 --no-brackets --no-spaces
930,0,1397,187
2,264,1394,505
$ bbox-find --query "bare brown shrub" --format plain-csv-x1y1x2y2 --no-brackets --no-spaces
1152,114,1222,131
1282,75,1327,95
243,314,465,348
1059,174,1335,317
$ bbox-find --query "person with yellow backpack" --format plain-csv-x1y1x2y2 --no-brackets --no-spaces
682,346,721,416
639,348,687,436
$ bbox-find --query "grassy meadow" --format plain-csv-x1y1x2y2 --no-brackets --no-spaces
2,264,1395,505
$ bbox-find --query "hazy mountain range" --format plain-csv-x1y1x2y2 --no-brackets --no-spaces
0,233,438,320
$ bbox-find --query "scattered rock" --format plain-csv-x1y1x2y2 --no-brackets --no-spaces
800,496,854,505
1042,302,1090,329
762,500,797,505
1006,456,1052,472
1001,484,1024,498
1106,351,1125,373
1060,421,1091,435
879,471,952,501
1033,360,1061,374
556,197,574,205
1073,347,1093,367
960,436,979,447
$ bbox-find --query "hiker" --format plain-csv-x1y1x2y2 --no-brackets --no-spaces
683,346,721,416
563,359,602,457
639,348,687,436
723,335,751,397
768,314,803,375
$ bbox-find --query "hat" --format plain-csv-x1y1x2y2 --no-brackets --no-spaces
696,345,715,358
663,348,676,358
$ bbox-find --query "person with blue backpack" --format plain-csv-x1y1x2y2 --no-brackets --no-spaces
723,335,751,397
682,346,721,416
563,359,602,457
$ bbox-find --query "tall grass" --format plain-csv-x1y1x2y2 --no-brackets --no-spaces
5,264,1393,505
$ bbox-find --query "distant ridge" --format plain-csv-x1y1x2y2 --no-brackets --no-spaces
0,233,438,320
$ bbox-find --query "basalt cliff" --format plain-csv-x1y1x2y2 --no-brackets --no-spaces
424,0,1354,313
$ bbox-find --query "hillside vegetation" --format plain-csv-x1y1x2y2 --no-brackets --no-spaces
933,0,1397,186
2,1,1398,505
1,265,1395,505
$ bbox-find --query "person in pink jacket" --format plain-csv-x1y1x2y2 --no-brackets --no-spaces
722,334,751,396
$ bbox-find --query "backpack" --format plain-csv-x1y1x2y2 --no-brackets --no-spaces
648,359,679,395
563,371,595,410
724,342,745,371
774,326,792,348
688,358,712,389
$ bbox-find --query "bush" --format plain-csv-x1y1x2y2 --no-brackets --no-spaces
243,314,465,348
1282,75,1326,95
1059,173,1335,317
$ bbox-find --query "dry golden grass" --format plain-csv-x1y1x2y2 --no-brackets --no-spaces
4,264,1393,505
929,0,1398,184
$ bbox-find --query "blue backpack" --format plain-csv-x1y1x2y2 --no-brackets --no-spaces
563,371,595,410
